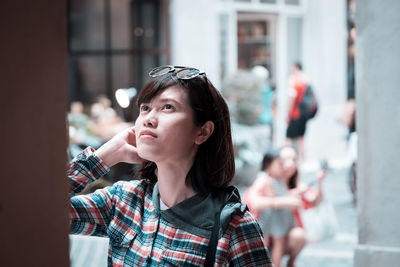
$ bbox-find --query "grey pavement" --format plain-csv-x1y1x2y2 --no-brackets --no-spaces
293,167,357,267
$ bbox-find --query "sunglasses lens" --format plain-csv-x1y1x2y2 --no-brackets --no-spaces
149,66,173,77
176,68,200,80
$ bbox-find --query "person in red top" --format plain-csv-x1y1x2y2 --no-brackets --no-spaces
286,62,309,161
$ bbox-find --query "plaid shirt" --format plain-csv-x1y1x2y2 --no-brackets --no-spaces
68,147,273,266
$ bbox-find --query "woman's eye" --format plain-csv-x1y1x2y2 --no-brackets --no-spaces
163,104,174,110
140,105,150,112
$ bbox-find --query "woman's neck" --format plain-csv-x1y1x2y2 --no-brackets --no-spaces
269,174,282,180
156,158,197,208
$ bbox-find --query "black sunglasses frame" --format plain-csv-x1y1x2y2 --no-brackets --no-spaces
148,65,206,80
148,65,211,98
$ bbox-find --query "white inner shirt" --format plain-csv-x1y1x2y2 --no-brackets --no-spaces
159,197,169,211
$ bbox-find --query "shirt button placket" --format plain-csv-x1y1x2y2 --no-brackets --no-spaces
144,210,159,266
146,255,151,265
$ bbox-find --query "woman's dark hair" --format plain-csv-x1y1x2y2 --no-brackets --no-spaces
135,70,235,193
294,62,303,71
287,169,298,189
261,150,280,171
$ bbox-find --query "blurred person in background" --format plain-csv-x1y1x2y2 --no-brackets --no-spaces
341,38,357,203
89,95,133,142
67,65,273,266
252,65,276,142
340,39,356,136
244,150,303,267
67,97,132,167
68,101,103,158
286,62,310,162
280,146,326,228
281,146,325,205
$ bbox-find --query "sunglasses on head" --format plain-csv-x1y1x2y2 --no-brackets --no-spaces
149,65,206,80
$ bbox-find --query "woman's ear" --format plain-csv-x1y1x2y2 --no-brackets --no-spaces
194,121,214,145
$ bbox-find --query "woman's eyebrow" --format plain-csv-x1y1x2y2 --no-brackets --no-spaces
158,97,182,105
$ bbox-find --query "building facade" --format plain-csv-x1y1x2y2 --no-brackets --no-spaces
68,0,347,145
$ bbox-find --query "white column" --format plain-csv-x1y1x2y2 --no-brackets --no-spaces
170,0,220,88
301,0,348,161
354,0,400,265
302,0,347,107
225,10,238,80
274,13,289,147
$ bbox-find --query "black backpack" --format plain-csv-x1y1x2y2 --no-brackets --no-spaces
299,85,318,120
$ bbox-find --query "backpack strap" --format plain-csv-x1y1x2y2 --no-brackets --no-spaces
204,186,246,266
204,211,221,267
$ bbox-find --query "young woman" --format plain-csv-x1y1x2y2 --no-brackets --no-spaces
68,65,273,266
280,146,328,264
244,151,303,267
281,145,326,226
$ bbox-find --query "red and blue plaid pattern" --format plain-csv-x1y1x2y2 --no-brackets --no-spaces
68,147,273,266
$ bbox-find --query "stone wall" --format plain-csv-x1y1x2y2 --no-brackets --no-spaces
355,0,400,265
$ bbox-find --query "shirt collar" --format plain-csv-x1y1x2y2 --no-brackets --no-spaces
151,182,247,239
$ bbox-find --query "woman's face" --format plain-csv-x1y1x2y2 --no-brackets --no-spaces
281,147,298,179
267,158,284,178
135,86,201,164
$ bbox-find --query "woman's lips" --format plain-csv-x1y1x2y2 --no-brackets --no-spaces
139,130,157,139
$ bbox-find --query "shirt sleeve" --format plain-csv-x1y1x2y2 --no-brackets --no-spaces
227,212,274,267
67,147,110,196
67,147,116,236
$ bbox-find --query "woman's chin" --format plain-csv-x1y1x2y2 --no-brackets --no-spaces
137,150,158,163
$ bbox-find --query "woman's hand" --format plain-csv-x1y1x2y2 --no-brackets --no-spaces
267,196,302,210
94,127,143,167
313,170,327,206
317,170,327,185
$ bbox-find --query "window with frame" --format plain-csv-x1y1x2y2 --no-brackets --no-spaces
67,0,170,121
237,13,277,84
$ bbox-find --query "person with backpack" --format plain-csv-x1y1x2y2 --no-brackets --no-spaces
68,65,273,266
286,62,317,161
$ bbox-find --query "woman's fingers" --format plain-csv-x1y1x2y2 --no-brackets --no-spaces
94,126,140,167
126,127,137,147
317,170,327,182
121,127,142,164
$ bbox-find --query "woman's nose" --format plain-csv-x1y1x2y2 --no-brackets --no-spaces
284,159,294,167
143,112,158,128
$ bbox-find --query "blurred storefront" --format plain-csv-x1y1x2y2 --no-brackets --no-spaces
67,0,347,146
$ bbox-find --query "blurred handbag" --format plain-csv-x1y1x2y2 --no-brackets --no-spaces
300,201,338,243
